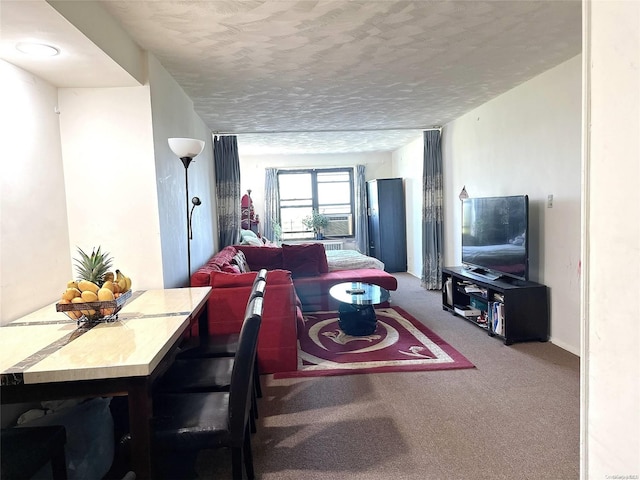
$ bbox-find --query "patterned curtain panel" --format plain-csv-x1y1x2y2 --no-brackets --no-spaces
263,168,280,243
214,135,241,248
421,130,444,290
355,165,369,254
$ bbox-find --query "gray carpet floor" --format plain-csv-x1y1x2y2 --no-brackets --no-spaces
196,272,580,479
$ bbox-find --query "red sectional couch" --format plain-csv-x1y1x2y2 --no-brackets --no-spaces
236,244,398,311
190,243,398,374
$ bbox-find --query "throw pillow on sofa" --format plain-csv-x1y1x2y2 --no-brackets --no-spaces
282,243,329,277
240,229,264,246
232,251,250,273
212,246,237,268
236,245,284,270
240,228,258,240
222,264,241,274
242,236,264,246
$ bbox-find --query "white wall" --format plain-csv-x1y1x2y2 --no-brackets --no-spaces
58,84,165,291
54,55,216,292
0,61,72,426
448,56,582,354
0,61,72,324
393,56,582,355
392,135,425,277
584,1,640,476
239,150,393,235
147,55,216,286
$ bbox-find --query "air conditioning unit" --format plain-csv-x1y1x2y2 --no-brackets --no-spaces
324,214,353,236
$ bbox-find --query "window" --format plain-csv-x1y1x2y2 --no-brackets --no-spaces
278,168,354,240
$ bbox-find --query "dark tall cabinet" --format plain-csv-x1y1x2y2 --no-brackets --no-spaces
367,178,407,272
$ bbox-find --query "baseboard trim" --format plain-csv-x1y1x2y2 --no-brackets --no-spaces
549,337,580,357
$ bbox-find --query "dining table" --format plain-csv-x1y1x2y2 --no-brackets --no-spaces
0,286,212,479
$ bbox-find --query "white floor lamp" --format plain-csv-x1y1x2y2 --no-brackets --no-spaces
168,137,205,281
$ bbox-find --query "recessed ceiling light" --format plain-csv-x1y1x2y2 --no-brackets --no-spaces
16,42,60,57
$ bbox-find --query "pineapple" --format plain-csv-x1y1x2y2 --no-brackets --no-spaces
74,246,113,287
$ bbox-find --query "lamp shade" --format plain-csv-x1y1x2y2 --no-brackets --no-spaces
168,138,205,159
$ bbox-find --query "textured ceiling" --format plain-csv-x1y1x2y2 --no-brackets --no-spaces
3,1,582,154
100,0,581,154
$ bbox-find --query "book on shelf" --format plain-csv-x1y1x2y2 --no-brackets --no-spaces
489,301,505,335
453,304,481,317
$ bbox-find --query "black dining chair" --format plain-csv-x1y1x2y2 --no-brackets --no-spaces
154,280,265,431
1,425,68,480
179,269,267,356
176,269,267,399
150,297,262,479
176,268,268,400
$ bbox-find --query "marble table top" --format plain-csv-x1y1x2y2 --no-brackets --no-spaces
1,287,211,386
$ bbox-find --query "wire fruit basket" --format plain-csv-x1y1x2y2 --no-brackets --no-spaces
56,290,132,325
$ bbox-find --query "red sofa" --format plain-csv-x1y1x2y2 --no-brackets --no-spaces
190,245,301,374
190,243,398,374
236,244,398,311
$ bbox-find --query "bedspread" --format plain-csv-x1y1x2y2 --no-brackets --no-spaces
325,249,384,271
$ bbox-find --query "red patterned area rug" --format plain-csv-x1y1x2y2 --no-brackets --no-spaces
273,306,475,379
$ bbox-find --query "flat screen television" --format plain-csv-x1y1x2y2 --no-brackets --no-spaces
461,195,529,281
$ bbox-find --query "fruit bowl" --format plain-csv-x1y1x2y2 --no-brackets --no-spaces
56,290,132,325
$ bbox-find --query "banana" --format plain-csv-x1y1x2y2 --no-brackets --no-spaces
116,269,132,293
115,270,125,283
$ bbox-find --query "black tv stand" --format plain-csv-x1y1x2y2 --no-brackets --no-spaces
442,266,549,345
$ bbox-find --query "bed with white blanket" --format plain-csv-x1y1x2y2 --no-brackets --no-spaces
325,249,385,272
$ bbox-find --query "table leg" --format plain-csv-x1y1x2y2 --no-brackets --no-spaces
128,378,153,479
198,301,209,339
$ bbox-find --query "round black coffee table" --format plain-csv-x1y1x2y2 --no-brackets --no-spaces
329,282,390,336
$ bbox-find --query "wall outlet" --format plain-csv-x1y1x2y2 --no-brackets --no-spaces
547,194,554,208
